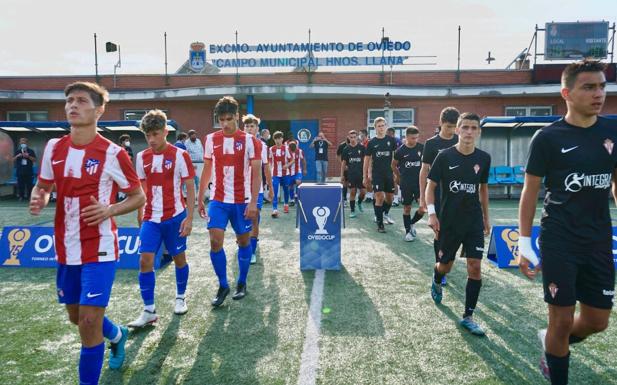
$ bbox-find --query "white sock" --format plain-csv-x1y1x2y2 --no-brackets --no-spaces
110,327,122,344
176,294,185,300
144,304,155,313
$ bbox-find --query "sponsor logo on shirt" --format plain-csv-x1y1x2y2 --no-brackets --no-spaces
564,173,611,192
449,180,476,194
375,151,391,157
84,158,100,175
349,157,362,163
164,159,173,170
404,161,421,168
235,141,243,151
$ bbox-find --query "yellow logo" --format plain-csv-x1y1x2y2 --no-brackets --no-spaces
3,228,31,266
501,228,520,267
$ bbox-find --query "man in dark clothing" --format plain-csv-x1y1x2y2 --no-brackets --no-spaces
13,137,36,201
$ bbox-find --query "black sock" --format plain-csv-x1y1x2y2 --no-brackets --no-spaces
403,214,411,233
375,205,384,226
411,210,424,224
433,239,440,263
342,186,347,201
350,200,356,212
357,195,364,204
433,267,444,285
546,352,570,385
383,202,391,215
463,278,482,318
569,334,585,345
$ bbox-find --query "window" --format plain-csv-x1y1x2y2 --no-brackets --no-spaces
7,111,48,121
505,106,552,117
123,109,168,120
366,108,414,138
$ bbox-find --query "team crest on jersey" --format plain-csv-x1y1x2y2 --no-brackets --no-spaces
84,158,100,175
548,283,558,299
235,141,243,151
604,139,614,154
164,159,173,170
474,164,480,174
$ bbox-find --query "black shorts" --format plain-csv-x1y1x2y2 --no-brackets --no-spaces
346,173,364,189
541,245,615,309
438,223,484,264
400,183,419,205
372,174,395,193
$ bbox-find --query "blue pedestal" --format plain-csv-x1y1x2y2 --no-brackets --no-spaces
297,183,343,270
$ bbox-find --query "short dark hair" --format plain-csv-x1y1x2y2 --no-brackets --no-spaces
119,134,131,142
348,130,358,136
406,126,420,136
177,132,188,140
360,128,368,135
214,96,239,118
64,81,109,107
140,109,168,133
386,127,395,133
439,107,460,125
457,112,481,127
288,141,297,151
242,114,261,125
562,59,607,89
273,131,284,140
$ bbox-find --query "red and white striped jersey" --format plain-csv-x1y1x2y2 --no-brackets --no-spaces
204,130,261,204
257,139,268,194
136,145,194,223
38,134,141,265
287,148,304,175
269,145,290,177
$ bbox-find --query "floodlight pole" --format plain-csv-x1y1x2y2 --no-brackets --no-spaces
94,33,100,83
235,31,240,85
113,46,121,88
164,32,170,85
456,26,461,82
610,22,615,63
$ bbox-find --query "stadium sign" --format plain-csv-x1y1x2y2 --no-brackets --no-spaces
0,226,170,269
488,225,617,269
545,21,609,60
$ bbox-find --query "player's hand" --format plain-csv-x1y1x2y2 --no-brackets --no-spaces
245,202,258,220
268,188,274,201
29,187,46,215
82,196,113,226
483,219,491,236
179,216,193,237
418,197,427,213
363,176,370,189
519,256,541,280
428,214,440,239
198,200,208,219
518,235,541,280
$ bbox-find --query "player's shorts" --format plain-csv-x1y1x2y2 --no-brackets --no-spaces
290,173,302,184
56,261,117,307
438,222,484,264
541,245,615,309
207,200,252,235
139,210,188,256
400,182,419,205
346,173,364,189
372,174,395,193
257,192,264,210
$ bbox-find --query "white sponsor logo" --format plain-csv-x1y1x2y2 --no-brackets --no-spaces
564,173,611,192
448,165,459,170
52,160,64,165
312,206,330,235
375,151,391,157
144,163,151,168
405,161,420,168
449,180,476,194
86,292,103,299
561,146,579,153
475,247,484,252
603,290,615,296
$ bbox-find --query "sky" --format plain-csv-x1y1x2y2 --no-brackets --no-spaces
0,0,615,76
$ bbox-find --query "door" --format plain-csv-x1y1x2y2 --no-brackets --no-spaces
291,120,319,182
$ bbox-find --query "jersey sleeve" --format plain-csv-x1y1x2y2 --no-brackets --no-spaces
365,141,374,157
38,139,58,184
525,130,549,177
203,134,213,160
250,136,261,161
421,140,437,165
135,151,146,181
299,148,304,160
261,143,268,163
480,153,491,184
341,148,348,163
393,147,402,162
180,150,195,180
110,148,141,192
427,152,443,183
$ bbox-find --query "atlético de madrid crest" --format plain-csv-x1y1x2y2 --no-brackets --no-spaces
604,139,614,154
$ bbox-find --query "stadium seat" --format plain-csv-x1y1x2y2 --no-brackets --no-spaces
488,167,498,185
513,165,525,184
495,165,516,184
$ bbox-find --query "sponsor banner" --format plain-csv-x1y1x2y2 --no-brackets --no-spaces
488,226,617,269
0,227,170,269
297,183,343,270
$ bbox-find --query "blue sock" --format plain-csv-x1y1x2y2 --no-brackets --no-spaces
283,182,289,204
102,316,119,341
210,249,229,288
139,271,156,306
237,244,252,284
272,177,280,210
175,264,189,296
250,237,258,255
79,342,105,385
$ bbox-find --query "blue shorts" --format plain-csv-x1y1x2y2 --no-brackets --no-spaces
139,210,188,257
257,193,264,210
56,261,117,307
290,173,302,183
207,200,252,235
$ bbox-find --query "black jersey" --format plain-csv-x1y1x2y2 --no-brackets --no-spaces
365,136,397,177
394,143,424,188
525,117,617,251
422,134,459,166
341,143,365,176
336,141,348,158
428,146,490,226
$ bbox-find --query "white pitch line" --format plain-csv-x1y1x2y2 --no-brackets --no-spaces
297,269,325,385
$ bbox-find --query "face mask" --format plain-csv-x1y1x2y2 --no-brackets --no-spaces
124,141,131,147
20,143,27,150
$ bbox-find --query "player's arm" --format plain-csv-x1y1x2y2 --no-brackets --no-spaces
612,168,617,206
264,159,274,201
479,183,490,235
418,162,431,213
137,180,147,226
245,158,261,220
425,179,439,238
180,179,195,237
29,180,53,215
198,159,213,219
82,186,146,226
391,159,400,185
518,173,542,279
340,159,347,183
301,156,307,175
363,155,372,188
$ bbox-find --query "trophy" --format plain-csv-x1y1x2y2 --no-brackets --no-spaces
3,228,31,266
312,206,330,235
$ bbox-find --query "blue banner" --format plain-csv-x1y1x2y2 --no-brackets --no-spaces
0,226,170,269
297,183,343,270
487,225,617,269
